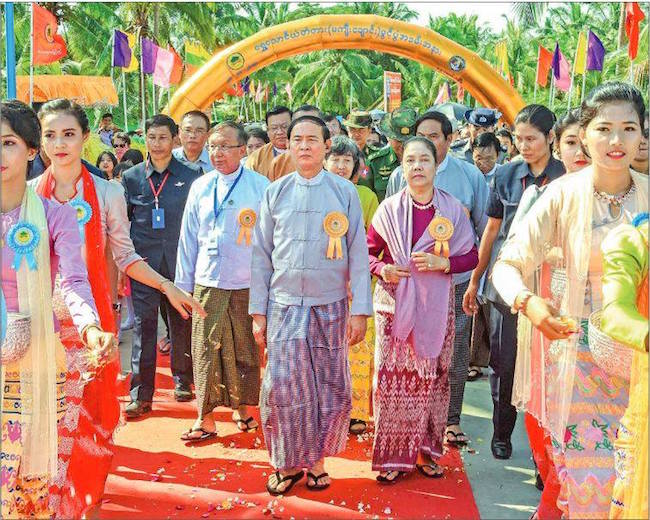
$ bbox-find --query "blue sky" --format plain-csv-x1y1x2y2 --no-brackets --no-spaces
414,2,512,31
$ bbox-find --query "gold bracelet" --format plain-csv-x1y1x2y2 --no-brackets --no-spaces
511,291,534,315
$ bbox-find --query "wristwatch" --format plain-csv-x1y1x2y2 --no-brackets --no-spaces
112,302,122,312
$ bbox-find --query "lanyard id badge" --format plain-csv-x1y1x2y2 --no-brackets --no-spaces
148,172,170,229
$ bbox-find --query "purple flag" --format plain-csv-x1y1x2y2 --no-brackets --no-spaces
141,37,159,74
551,43,571,91
586,30,605,71
241,76,251,94
272,82,277,97
112,30,131,68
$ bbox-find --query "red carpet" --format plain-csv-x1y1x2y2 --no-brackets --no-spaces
100,356,479,519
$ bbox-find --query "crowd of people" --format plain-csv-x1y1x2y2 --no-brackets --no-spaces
0,78,648,519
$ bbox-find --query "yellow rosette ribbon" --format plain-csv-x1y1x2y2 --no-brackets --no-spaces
236,208,257,246
323,211,349,259
428,216,454,258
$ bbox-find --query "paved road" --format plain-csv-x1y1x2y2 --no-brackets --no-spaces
460,375,539,519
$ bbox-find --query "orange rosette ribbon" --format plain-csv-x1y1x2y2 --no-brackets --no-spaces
323,211,349,259
237,208,257,246
428,216,454,258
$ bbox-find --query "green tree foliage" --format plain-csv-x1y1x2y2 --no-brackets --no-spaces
1,2,646,127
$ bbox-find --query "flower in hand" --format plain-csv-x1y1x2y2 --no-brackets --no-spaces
82,326,117,379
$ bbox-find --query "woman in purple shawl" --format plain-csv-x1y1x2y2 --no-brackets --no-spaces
367,137,478,483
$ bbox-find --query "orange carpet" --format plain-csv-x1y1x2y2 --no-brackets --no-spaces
100,356,479,519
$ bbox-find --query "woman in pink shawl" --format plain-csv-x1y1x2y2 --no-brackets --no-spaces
367,137,478,483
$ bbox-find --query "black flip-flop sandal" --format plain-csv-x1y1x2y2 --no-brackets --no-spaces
306,472,331,491
376,470,404,485
266,470,304,496
180,428,217,443
445,429,469,445
234,416,258,431
467,367,483,381
416,462,444,479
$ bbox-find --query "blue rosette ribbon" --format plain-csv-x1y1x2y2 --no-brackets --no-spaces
8,221,40,271
69,199,92,241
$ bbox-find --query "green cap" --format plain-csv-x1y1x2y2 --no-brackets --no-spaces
343,109,372,129
378,106,417,142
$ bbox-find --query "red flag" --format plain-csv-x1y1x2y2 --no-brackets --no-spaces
169,47,184,85
536,45,554,87
32,3,67,64
625,2,646,59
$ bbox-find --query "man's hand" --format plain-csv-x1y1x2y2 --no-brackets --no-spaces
252,314,267,349
462,281,480,316
347,315,367,345
161,281,207,319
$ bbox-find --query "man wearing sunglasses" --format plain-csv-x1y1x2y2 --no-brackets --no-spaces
112,132,131,161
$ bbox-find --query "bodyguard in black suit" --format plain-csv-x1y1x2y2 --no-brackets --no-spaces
121,114,202,417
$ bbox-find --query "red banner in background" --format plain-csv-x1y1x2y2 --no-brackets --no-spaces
383,71,402,112
32,3,67,64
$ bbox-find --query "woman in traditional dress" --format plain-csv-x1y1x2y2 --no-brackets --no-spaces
367,137,478,483
324,135,379,435
554,109,591,174
1,100,114,518
601,213,648,519
491,82,648,518
32,98,205,518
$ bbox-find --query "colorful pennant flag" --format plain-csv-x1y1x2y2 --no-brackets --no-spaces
256,82,264,102
32,3,67,64
456,83,465,103
153,47,175,87
123,32,139,73
551,43,571,91
574,31,588,75
141,37,158,74
112,30,131,68
169,47,183,85
242,77,251,95
249,79,256,98
536,45,554,87
625,2,646,60
434,82,451,104
586,30,606,71
285,82,293,101
494,40,510,78
184,41,211,76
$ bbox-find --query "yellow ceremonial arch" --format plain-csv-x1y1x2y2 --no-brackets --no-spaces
168,15,525,123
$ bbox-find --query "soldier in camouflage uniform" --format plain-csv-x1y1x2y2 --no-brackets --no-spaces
360,106,417,202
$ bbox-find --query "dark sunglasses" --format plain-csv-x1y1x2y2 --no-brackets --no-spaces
113,143,128,148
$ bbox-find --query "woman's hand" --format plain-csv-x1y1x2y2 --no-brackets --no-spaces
523,294,577,340
380,264,411,284
84,325,118,369
462,280,480,316
411,252,449,272
160,280,207,319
